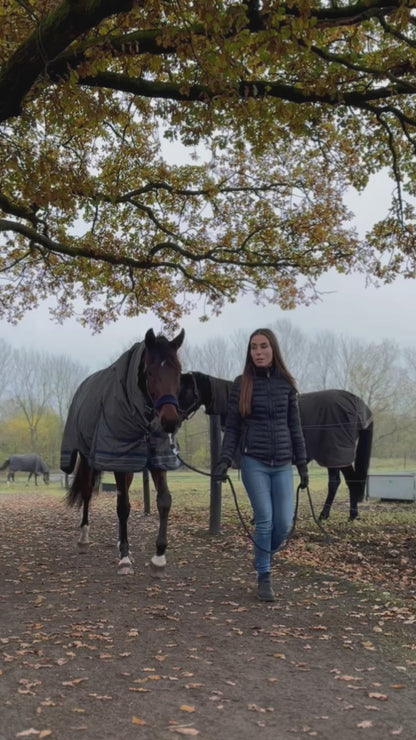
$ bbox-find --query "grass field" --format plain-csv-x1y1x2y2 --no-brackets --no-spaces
1,459,415,528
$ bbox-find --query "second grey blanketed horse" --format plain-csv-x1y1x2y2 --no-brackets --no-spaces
299,389,373,520
0,454,50,485
178,376,373,520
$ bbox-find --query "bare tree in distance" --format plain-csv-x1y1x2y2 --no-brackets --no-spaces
182,336,241,379
305,331,340,392
0,339,13,413
268,319,313,391
11,348,54,450
182,319,404,410
48,355,89,435
401,347,416,411
344,338,401,413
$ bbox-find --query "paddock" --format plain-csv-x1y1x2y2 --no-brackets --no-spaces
0,486,415,739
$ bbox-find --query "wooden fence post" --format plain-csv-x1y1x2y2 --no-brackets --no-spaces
209,414,222,534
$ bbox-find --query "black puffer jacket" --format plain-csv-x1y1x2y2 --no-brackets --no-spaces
220,367,307,467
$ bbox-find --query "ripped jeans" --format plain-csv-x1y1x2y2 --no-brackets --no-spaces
240,455,294,575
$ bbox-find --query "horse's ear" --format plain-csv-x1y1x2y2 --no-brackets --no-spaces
170,328,185,351
145,329,156,348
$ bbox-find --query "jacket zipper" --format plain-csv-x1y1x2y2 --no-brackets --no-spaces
267,369,276,466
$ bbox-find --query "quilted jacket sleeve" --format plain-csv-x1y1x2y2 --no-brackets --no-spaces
288,389,307,465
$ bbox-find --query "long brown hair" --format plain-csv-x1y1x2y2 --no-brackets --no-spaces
239,328,298,417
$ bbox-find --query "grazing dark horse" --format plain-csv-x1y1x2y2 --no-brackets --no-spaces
299,389,373,520
0,454,50,485
60,328,185,575
178,375,373,520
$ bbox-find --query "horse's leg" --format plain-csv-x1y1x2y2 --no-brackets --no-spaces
77,456,94,552
149,469,171,577
115,472,134,575
319,468,341,520
343,466,360,521
346,427,373,521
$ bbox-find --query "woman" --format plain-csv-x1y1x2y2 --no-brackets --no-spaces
214,328,308,602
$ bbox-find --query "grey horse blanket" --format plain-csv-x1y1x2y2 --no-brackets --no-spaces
299,389,373,468
60,342,180,474
9,454,49,474
205,375,233,421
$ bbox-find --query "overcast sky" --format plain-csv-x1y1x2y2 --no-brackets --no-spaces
0,265,413,372
1,162,414,372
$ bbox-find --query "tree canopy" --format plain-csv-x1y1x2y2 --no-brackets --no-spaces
2,0,416,330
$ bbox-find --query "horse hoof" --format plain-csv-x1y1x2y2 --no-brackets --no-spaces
150,554,166,578
149,563,165,578
77,542,89,554
118,557,134,575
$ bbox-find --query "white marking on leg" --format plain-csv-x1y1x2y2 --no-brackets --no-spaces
150,553,167,578
151,554,167,569
118,556,134,575
78,524,89,545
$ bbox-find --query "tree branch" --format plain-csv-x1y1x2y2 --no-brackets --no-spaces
0,0,134,121
0,1,408,123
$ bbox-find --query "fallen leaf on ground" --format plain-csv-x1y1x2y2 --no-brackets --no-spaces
368,692,388,701
132,716,147,725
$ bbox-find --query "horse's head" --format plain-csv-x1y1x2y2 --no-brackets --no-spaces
144,328,185,434
178,372,203,422
43,471,50,485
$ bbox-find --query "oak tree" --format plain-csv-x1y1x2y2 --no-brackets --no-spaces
1,1,416,330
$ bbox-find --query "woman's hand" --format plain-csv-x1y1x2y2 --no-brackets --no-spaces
213,460,229,481
296,462,309,489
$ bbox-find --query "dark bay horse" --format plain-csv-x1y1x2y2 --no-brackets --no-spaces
61,328,185,575
0,454,50,485
299,389,373,520
178,375,373,520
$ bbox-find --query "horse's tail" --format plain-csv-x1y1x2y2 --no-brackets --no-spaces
65,456,101,508
353,421,374,502
65,465,83,507
0,458,10,471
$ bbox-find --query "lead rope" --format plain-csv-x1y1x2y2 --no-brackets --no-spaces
168,436,334,553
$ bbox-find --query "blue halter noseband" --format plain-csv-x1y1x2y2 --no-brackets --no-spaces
154,394,179,410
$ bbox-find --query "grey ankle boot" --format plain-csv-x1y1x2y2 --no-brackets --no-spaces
257,572,275,602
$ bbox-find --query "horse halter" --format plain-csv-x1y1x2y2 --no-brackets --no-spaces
177,372,201,421
154,394,179,410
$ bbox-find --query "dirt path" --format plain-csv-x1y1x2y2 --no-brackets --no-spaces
1,493,415,739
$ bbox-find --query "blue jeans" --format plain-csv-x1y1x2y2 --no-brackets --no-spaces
240,455,294,574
